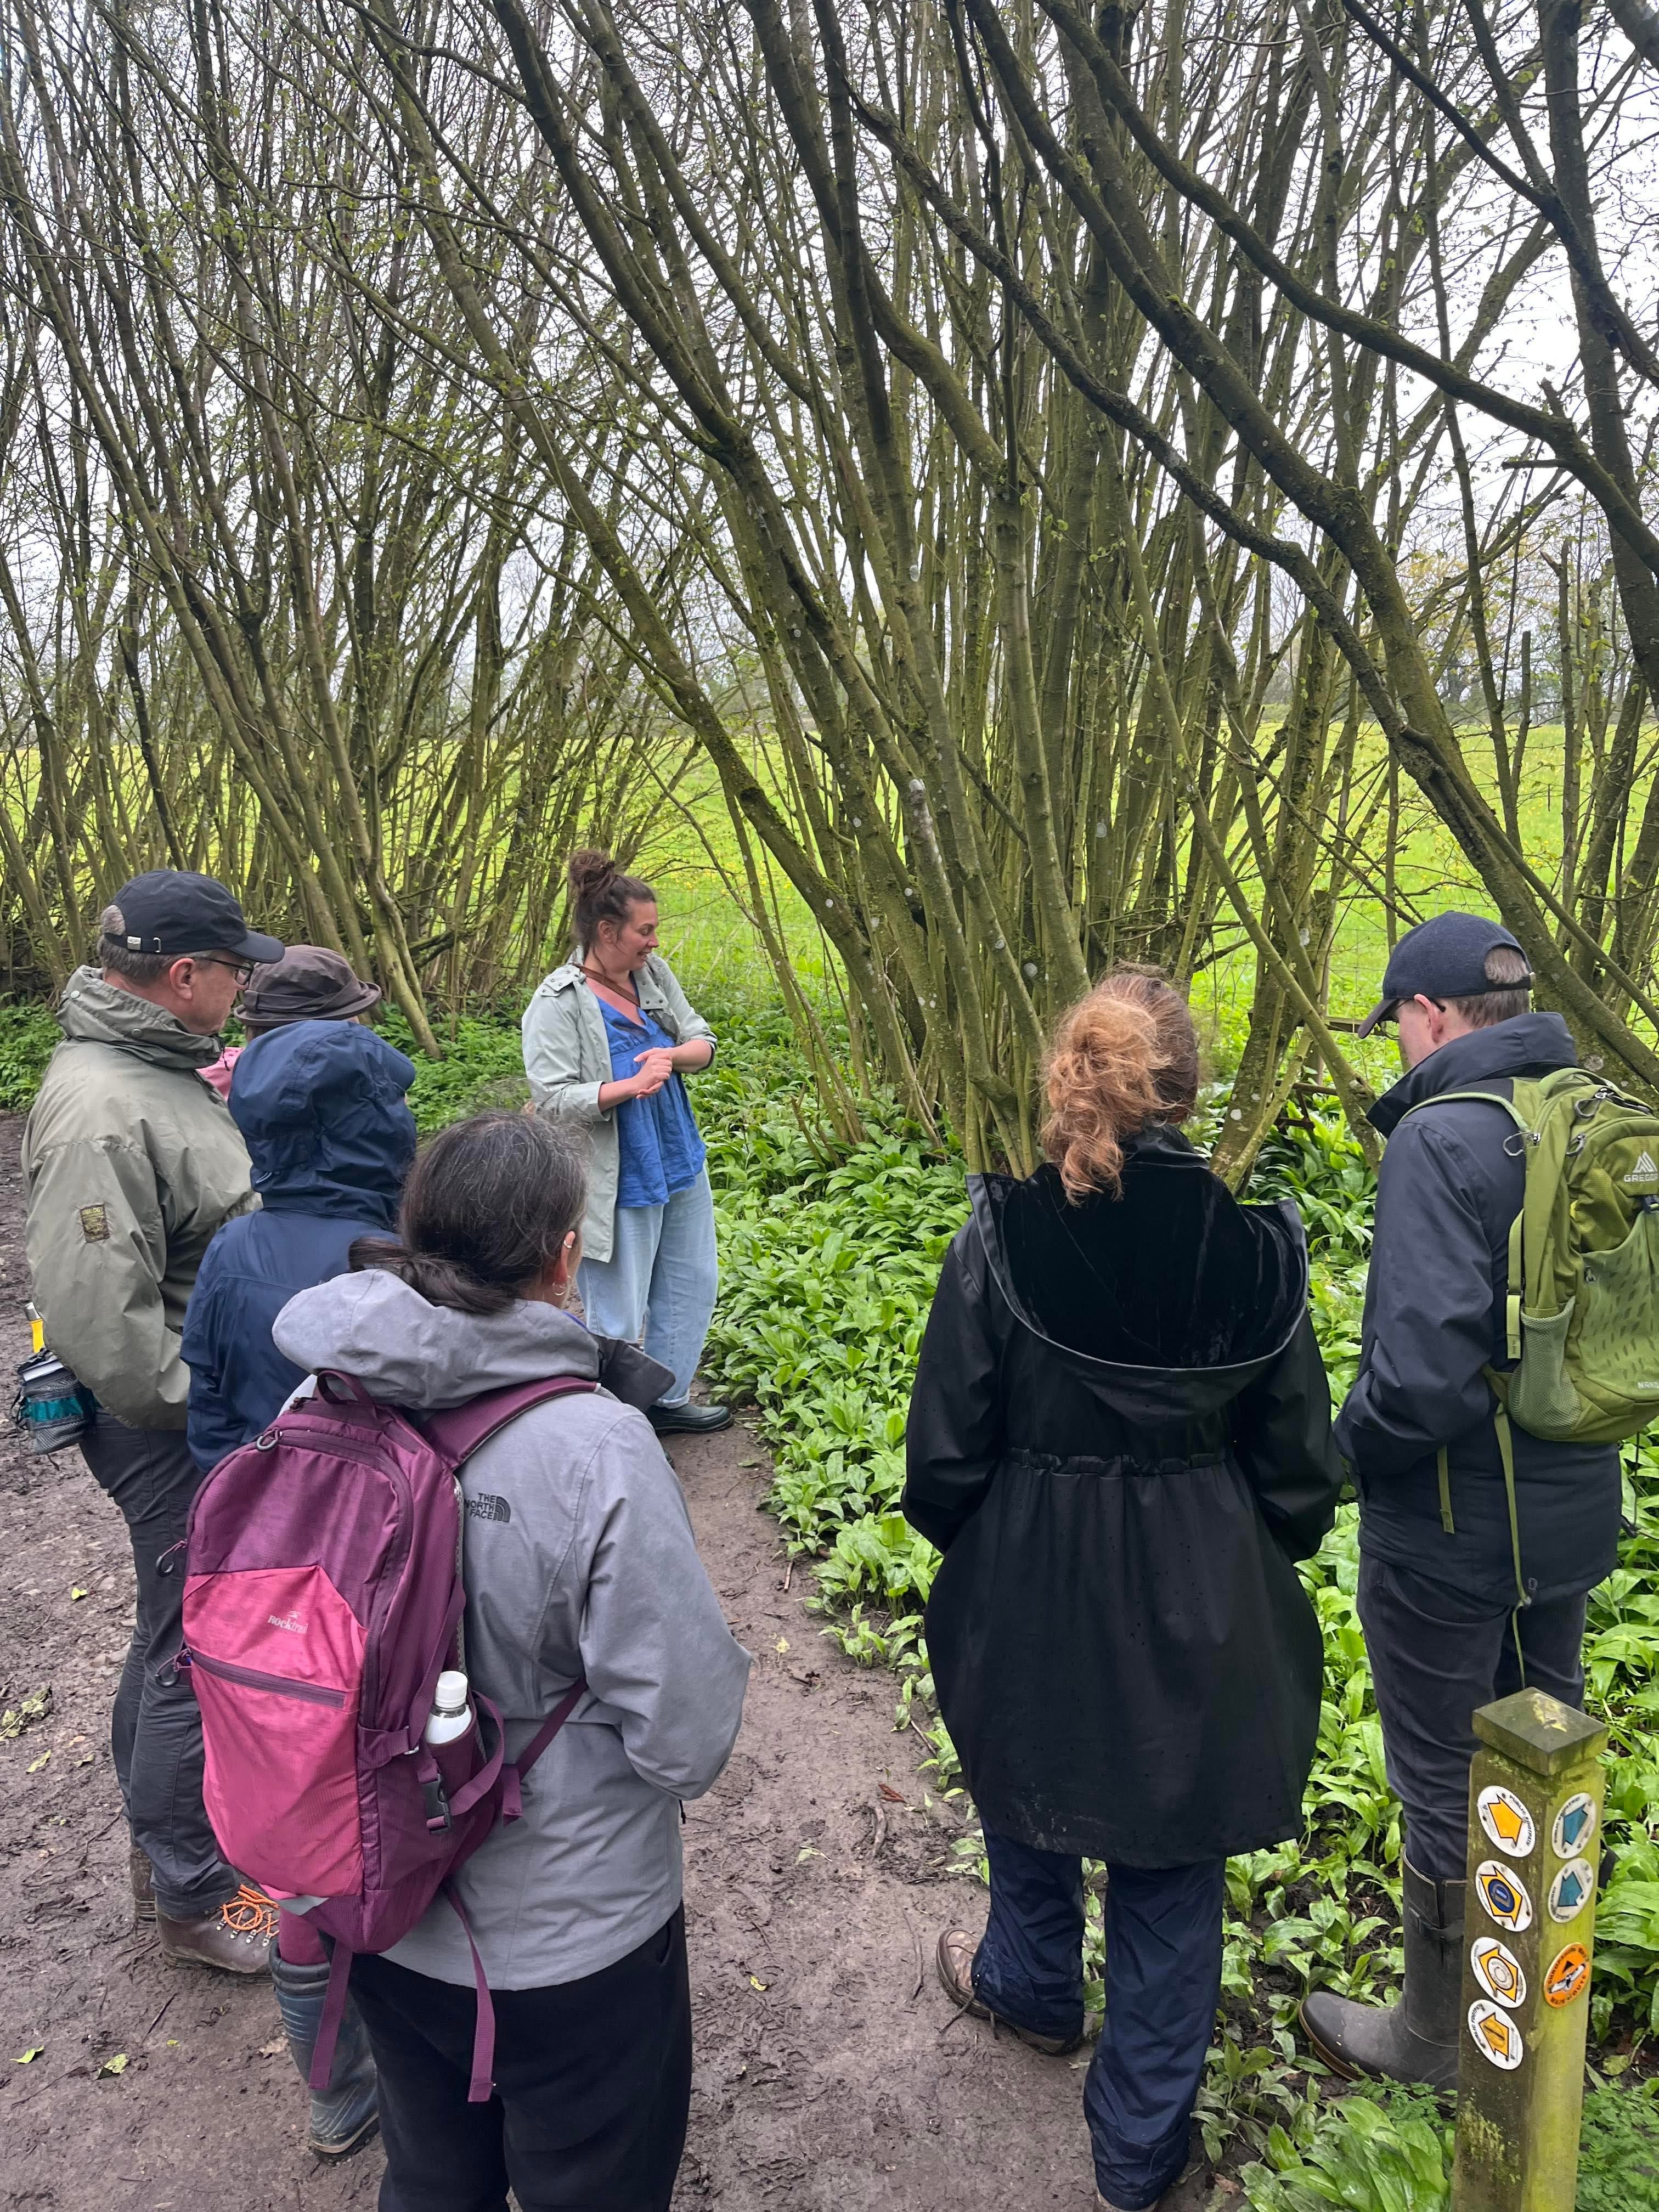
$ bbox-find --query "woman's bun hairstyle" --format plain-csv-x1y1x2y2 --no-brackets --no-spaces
351,1109,586,1315
1040,969,1200,1200
567,846,656,952
566,847,618,905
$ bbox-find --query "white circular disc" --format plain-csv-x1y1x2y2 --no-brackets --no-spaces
1475,1859,1534,1933
1551,1793,1597,1861
1469,1997,1525,2070
1470,1935,1528,2008
1548,1858,1596,1924
1477,1785,1536,1858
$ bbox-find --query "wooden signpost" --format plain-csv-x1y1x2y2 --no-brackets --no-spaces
1452,1686,1607,2212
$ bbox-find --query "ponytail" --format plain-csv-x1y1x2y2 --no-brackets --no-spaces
1040,970,1200,1200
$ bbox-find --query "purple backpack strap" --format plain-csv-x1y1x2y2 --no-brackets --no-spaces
419,1375,597,1467
309,1942,355,2094
445,1677,588,2101
499,1676,586,1823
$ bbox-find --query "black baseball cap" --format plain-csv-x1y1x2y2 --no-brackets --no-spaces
1357,911,1531,1036
103,871,284,966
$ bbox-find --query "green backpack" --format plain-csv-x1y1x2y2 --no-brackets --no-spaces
1407,1068,1659,1601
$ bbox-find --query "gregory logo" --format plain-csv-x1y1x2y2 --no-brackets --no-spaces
267,1611,307,1635
1625,1153,1658,1183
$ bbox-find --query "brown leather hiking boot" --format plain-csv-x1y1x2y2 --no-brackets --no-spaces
129,1844,156,1925
156,1882,277,1976
936,1928,1101,2055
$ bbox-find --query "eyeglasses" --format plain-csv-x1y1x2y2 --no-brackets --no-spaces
197,957,256,987
1376,996,1446,1029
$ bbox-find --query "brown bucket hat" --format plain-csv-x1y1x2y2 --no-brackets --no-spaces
239,944,381,1029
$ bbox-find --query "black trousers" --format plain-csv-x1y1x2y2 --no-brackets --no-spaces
80,1411,236,1918
351,1910,692,2212
1358,1554,1588,1882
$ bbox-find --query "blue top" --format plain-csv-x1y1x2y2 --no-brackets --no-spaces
182,1022,418,1469
597,996,707,1209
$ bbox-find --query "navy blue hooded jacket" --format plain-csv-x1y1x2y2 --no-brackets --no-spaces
183,1022,417,1469
1335,1011,1621,1605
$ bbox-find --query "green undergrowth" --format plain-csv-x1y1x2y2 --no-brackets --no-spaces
1237,2077,1659,2209
693,1010,1659,2197
377,1008,529,1132
0,998,61,1110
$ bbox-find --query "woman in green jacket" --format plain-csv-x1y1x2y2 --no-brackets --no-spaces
521,849,729,1434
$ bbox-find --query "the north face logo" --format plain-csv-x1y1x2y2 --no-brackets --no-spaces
267,1611,307,1635
1624,1153,1658,1184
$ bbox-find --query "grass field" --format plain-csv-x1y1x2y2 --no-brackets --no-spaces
625,714,1648,1110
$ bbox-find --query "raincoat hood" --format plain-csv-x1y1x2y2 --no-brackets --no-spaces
273,1267,600,1410
1368,1010,1578,1137
229,1022,416,1224
57,964,223,1071
970,1126,1309,1422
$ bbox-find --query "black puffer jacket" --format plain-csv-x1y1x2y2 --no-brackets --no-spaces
1335,1011,1622,1605
903,1129,1342,1867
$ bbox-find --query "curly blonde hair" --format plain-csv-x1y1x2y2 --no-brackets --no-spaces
1040,970,1200,1200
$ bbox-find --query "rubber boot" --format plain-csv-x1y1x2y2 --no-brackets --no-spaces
270,1954,380,2159
1299,1859,1464,2093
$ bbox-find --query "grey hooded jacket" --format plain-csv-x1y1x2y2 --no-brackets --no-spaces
521,952,715,1262
273,1269,751,1989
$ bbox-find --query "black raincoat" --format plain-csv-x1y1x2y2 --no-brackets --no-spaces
903,1127,1343,1867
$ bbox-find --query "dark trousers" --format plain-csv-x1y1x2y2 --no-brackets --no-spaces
351,1910,692,2212
1358,1554,1588,1882
973,1830,1224,2211
81,1412,235,1918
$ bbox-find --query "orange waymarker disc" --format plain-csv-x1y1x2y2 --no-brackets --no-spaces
1543,1943,1590,2009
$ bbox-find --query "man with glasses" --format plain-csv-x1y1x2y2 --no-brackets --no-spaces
24,871,284,1973
1300,911,1621,2090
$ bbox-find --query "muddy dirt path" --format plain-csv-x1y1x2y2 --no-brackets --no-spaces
0,1120,1098,2212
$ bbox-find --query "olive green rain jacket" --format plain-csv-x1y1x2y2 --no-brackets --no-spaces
22,969,255,1429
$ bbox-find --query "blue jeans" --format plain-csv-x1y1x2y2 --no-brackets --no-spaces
973,1830,1225,2210
578,1170,718,1407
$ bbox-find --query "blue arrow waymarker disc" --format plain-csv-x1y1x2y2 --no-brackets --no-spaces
1549,1858,1596,1923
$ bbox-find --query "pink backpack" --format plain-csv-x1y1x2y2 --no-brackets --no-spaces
181,1369,596,2098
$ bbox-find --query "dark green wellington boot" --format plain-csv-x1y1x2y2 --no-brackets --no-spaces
270,1953,380,2158
1299,1859,1465,2094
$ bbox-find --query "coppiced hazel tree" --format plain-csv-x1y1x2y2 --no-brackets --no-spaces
0,0,1655,1161
335,0,1656,1165
0,0,677,1031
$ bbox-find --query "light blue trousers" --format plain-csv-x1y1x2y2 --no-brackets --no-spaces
578,1169,719,1407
